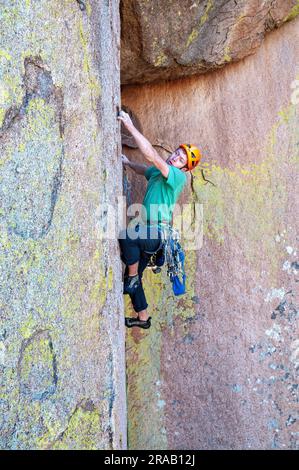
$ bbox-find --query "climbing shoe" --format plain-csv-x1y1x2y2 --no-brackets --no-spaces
123,274,140,295
125,316,152,329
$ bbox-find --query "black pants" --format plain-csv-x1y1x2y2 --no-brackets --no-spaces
118,223,162,313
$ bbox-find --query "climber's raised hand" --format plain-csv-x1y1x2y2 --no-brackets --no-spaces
117,110,134,132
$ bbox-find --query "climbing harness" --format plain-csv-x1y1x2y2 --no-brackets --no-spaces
146,249,164,274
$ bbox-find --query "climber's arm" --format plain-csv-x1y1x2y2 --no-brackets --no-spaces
149,151,170,179
128,161,149,176
129,127,169,178
122,155,148,176
118,111,169,179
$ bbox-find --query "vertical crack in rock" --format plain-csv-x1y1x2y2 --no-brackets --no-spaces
107,350,116,448
190,172,210,228
0,57,65,240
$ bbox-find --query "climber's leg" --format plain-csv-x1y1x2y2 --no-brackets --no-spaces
123,260,140,294
137,308,149,321
119,223,161,324
118,228,141,294
125,315,151,329
125,254,152,328
124,254,149,314
118,228,140,266
128,261,139,276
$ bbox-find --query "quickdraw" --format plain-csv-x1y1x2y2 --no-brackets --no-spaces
159,224,186,296
137,221,186,295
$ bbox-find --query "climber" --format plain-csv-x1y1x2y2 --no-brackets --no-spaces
117,109,201,329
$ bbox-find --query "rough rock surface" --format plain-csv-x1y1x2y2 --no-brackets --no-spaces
122,18,299,449
0,1,126,449
121,0,299,84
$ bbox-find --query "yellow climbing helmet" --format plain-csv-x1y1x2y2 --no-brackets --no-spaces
180,144,201,171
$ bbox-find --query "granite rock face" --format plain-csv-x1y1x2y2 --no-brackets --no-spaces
122,18,299,449
0,1,126,449
121,0,299,84
1,0,298,452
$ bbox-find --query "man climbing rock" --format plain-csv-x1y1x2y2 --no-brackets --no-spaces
117,110,201,329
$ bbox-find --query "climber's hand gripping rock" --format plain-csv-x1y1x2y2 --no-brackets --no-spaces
121,154,130,166
117,110,135,132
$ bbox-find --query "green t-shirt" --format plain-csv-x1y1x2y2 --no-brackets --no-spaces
141,165,187,224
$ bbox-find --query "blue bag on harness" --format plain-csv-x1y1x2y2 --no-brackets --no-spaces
171,243,186,295
172,274,186,295
168,240,186,296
